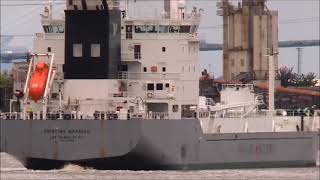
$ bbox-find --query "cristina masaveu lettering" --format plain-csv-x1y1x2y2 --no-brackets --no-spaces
44,129,91,142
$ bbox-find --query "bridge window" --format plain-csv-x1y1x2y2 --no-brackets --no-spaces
169,26,179,33
180,26,191,33
43,25,51,33
135,25,159,33
133,25,192,34
43,25,64,33
135,25,147,33
147,25,158,33
159,26,169,33
57,25,64,33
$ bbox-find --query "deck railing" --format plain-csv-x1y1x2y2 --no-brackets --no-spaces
146,112,169,120
118,71,180,80
121,52,141,61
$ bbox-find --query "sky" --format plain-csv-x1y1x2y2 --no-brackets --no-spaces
1,0,319,77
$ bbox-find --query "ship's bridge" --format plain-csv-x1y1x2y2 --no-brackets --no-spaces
41,19,65,34
120,15,201,64
121,10,201,41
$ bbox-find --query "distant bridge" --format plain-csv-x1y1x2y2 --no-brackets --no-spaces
199,40,320,51
0,40,319,63
0,53,29,63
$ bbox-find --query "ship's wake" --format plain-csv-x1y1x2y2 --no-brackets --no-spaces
61,163,86,171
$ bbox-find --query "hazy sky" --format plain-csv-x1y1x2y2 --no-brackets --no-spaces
1,0,319,76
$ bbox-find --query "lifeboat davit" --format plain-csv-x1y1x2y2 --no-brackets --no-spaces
29,62,49,102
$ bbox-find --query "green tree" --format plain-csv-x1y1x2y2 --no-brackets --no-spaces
278,67,317,87
0,73,9,88
278,67,295,87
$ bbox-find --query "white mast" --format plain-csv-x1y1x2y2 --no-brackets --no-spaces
268,55,275,112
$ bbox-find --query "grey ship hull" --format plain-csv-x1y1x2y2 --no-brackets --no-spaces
1,119,319,170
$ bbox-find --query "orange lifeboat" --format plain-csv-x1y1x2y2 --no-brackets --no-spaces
29,62,49,102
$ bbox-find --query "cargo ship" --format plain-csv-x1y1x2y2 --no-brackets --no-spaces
1,0,319,170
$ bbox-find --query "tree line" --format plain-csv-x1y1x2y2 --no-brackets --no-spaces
277,67,318,87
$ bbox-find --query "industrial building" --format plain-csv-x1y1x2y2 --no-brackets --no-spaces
217,0,278,81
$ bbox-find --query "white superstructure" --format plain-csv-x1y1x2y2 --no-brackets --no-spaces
28,0,202,120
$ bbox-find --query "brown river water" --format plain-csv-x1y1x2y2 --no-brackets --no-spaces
0,153,319,180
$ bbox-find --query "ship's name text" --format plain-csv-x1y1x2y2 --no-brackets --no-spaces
43,129,90,134
43,129,90,142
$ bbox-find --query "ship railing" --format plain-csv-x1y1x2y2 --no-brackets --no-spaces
125,10,201,20
146,112,169,120
109,91,175,100
261,109,312,117
0,111,59,120
1,111,120,120
127,112,169,120
108,92,133,98
0,112,22,120
121,52,141,61
221,84,254,91
118,71,180,80
240,109,317,118
251,110,276,117
161,11,201,20
118,72,129,79
144,91,175,100
199,111,210,118
209,110,240,118
0,111,170,121
136,73,180,80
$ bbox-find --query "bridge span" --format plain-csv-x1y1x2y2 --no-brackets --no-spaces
1,40,319,63
200,40,320,51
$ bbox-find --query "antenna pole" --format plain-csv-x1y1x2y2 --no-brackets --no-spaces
268,55,275,112
297,47,303,74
